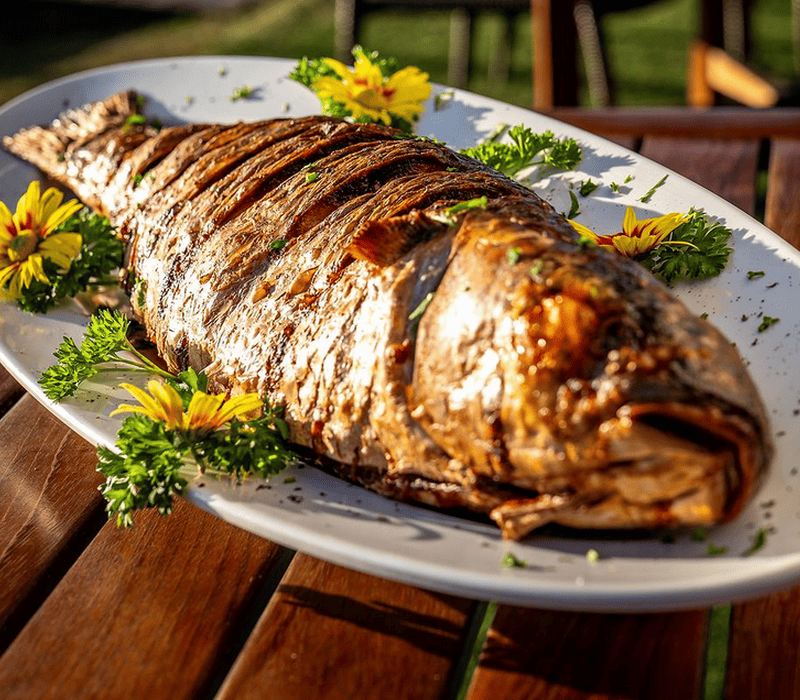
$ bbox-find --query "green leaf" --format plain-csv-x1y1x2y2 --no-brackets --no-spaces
97,415,189,527
39,309,131,401
460,125,582,180
639,209,732,284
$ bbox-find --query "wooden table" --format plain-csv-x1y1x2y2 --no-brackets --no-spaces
2,107,800,700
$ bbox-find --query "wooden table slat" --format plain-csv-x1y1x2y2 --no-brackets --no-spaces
0,499,290,700
215,554,477,700
639,137,760,216
764,138,800,251
0,395,105,647
465,606,708,700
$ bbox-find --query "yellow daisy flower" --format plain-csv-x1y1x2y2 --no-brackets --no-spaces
569,206,687,258
0,181,83,298
111,379,263,437
314,54,431,125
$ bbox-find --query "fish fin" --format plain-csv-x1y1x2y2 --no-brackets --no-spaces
348,211,449,267
2,90,142,180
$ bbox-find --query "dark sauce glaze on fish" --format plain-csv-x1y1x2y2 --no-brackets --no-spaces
3,91,772,539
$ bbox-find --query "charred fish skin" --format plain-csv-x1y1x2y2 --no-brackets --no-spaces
2,91,771,540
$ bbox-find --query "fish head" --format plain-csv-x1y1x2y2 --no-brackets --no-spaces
408,210,772,537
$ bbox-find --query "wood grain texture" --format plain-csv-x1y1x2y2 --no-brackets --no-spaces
0,498,289,700
465,605,707,700
640,137,759,216
764,138,800,250
725,587,800,699
723,136,800,700
215,553,477,700
0,394,104,646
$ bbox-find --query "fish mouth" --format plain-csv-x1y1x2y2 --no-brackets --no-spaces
622,401,771,518
492,400,771,539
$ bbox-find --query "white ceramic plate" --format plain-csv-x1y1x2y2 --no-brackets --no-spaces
1,57,798,613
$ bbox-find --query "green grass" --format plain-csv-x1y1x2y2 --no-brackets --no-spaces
1,0,795,109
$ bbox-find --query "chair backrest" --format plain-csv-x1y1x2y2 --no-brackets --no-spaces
532,0,756,109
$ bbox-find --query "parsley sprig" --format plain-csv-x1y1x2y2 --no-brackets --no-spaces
40,310,297,527
39,309,172,402
16,209,124,314
460,124,582,179
639,209,733,284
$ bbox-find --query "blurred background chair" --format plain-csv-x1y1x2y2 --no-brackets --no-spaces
531,0,786,109
334,0,530,87
335,0,798,110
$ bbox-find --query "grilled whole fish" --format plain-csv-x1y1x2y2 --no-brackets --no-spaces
3,91,772,539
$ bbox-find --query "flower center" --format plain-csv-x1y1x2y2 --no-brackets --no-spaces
8,232,38,262
351,79,396,109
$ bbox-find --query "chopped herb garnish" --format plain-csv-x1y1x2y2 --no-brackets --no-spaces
409,291,435,323
501,552,527,568
586,548,600,563
743,527,769,556
305,171,320,184
707,544,728,557
579,179,599,197
610,182,620,193
230,85,255,101
624,174,634,183
434,90,454,110
445,196,488,219
567,191,580,219
758,316,779,332
269,239,289,251
691,526,708,542
747,270,766,279
638,174,669,203
529,259,545,279
460,125,582,180
124,114,147,128
506,247,522,265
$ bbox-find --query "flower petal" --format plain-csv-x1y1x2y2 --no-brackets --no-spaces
186,391,226,431
42,198,82,237
148,380,187,430
39,232,82,269
213,392,263,424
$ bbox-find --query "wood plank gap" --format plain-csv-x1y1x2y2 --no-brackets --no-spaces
453,600,497,700
700,604,731,700
463,605,708,699
201,546,296,700
214,554,478,700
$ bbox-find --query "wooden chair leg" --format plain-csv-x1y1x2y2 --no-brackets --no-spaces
334,0,358,63
531,0,579,109
448,8,472,88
